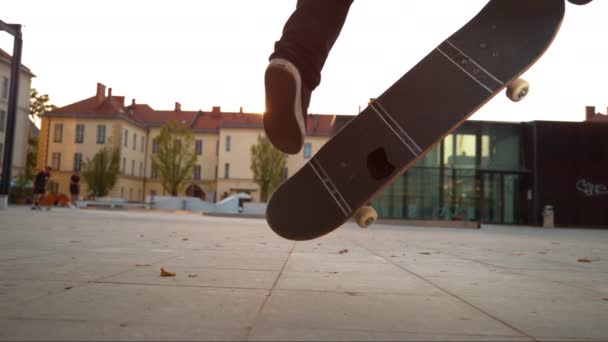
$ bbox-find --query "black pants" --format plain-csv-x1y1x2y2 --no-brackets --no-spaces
270,0,354,90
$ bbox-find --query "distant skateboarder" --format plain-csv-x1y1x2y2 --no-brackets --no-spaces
32,166,51,210
264,0,353,154
69,171,80,208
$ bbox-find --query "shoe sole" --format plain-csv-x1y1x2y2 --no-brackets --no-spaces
264,61,305,155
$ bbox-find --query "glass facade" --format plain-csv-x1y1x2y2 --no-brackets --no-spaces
372,122,530,224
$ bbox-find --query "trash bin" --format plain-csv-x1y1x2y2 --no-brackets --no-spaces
542,205,554,228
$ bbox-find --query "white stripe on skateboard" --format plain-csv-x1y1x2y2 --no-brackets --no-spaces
309,159,352,217
436,47,494,94
370,103,421,157
371,101,423,155
444,40,504,86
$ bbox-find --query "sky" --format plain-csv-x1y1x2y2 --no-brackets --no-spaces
1,0,606,123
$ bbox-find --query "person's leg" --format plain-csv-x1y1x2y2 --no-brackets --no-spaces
265,0,353,154
32,192,42,209
270,0,354,90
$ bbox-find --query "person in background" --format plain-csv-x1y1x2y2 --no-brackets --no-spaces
32,166,51,210
69,170,81,208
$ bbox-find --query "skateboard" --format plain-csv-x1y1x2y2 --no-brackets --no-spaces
266,0,589,241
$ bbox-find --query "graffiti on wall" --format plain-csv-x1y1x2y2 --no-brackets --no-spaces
576,179,608,197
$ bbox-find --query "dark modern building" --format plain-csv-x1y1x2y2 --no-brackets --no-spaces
367,107,608,227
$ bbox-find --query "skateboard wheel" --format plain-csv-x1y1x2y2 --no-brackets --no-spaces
506,78,529,102
354,206,378,228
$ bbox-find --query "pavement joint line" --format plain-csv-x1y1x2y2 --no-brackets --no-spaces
245,241,297,341
423,248,608,297
87,254,179,283
0,280,94,308
0,250,72,263
349,239,536,341
88,281,271,291
264,288,447,297
246,324,536,340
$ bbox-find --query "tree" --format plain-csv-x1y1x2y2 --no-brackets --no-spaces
81,147,121,198
25,133,38,179
250,135,286,202
151,122,197,196
30,88,57,118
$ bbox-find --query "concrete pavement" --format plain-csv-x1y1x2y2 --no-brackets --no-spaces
0,206,607,341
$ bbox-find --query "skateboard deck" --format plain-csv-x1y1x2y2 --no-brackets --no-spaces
267,0,568,240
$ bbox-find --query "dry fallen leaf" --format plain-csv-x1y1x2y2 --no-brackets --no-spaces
160,268,176,277
187,273,198,278
578,258,592,263
338,249,349,254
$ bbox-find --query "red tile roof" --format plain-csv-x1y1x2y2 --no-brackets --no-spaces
44,83,340,136
0,48,35,76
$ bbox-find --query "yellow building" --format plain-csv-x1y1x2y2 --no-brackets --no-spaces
0,48,34,178
37,83,339,202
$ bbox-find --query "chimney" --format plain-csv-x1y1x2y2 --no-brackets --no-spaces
96,83,106,104
107,88,113,98
212,106,221,113
585,106,596,121
131,99,136,107
239,106,243,113
369,98,377,104
175,102,181,112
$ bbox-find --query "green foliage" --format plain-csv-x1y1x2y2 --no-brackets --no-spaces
8,172,32,204
151,122,198,196
29,88,57,118
81,147,121,198
25,133,38,179
250,135,286,202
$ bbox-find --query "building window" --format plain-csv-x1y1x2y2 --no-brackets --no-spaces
152,138,158,154
51,152,61,171
196,140,203,156
124,129,128,147
122,157,126,174
53,124,63,143
151,165,158,179
129,188,133,201
224,163,230,179
141,136,145,152
1,77,8,99
75,124,85,144
139,162,143,177
226,136,231,152
121,187,124,198
194,165,201,181
97,125,106,144
0,110,5,132
133,133,137,151
131,160,135,176
0,143,4,164
216,140,219,156
303,143,312,159
73,153,83,171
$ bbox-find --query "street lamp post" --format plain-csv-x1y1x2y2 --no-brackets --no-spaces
0,20,23,209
